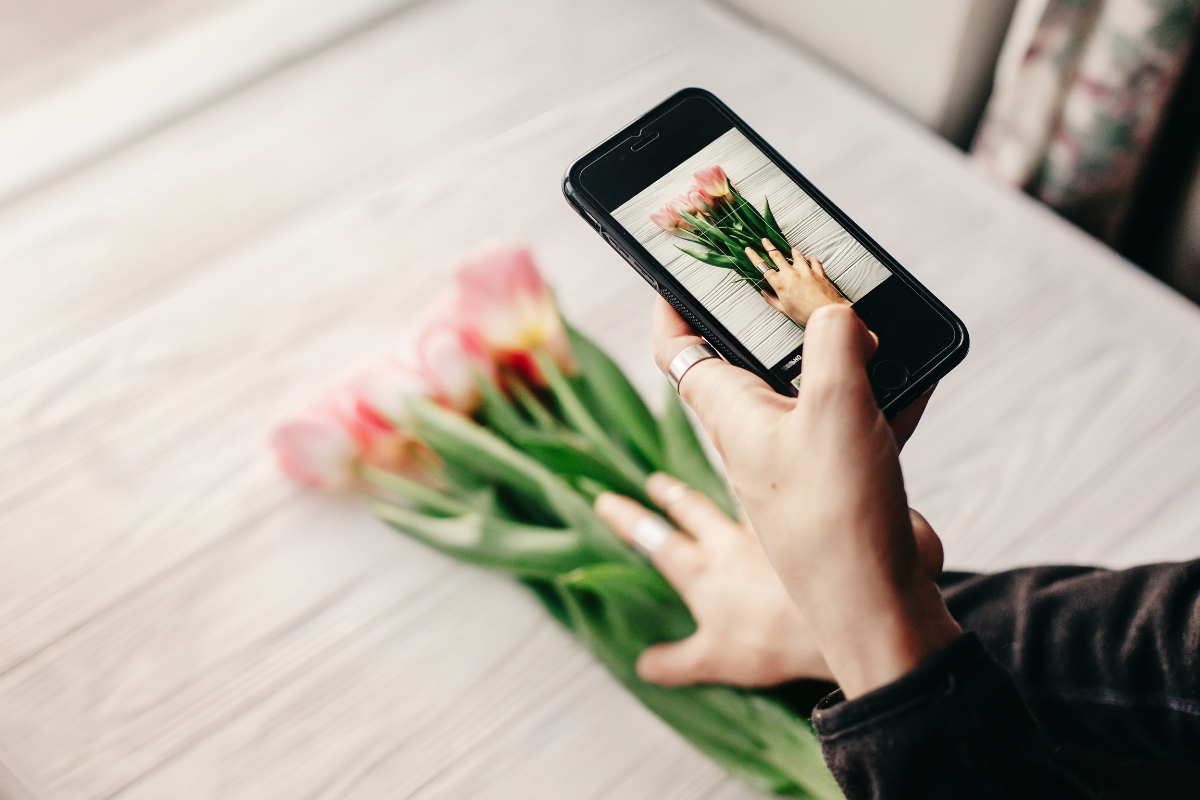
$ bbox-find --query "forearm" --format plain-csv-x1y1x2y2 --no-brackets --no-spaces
938,561,1200,763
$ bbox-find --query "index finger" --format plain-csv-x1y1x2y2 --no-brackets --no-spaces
652,298,778,445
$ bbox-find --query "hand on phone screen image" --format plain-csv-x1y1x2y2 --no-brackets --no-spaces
746,241,850,327
649,164,850,328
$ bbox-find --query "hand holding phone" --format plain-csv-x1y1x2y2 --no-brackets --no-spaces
652,297,961,700
564,88,968,416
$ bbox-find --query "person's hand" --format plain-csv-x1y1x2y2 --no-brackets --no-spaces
653,298,960,699
594,472,834,687
747,239,849,327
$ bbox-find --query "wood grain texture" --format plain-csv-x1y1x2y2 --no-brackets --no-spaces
0,0,710,382
0,0,423,205
0,0,1197,797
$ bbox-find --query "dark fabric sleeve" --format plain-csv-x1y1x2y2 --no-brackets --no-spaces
938,561,1200,766
809,632,1090,799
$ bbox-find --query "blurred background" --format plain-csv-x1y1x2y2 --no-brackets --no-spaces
1,0,1197,306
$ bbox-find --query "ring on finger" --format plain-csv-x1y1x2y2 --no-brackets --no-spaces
631,515,674,558
667,343,720,393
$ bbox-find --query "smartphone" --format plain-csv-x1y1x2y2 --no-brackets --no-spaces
563,88,968,417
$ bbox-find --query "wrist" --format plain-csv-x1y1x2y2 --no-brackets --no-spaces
802,574,961,699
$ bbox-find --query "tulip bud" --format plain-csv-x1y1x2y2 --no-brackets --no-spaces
453,244,576,383
693,165,731,200
270,404,360,490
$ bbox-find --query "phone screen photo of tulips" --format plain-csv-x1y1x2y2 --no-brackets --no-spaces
612,128,891,375
270,244,843,798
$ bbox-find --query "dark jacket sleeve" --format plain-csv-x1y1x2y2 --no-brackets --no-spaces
938,561,1200,765
809,632,1091,800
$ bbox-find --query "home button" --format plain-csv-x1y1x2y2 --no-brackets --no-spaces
872,359,909,391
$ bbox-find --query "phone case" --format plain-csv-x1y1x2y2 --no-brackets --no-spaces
564,88,968,416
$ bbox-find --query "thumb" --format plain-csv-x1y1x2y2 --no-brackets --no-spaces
798,304,878,395
636,635,712,687
761,290,784,313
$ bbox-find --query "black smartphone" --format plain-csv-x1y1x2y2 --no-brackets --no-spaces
563,88,968,417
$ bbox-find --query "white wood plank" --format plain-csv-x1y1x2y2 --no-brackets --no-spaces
0,0,710,383
0,0,242,110
0,0,420,204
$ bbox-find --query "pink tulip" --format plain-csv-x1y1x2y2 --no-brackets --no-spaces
670,193,700,216
414,321,495,412
327,374,438,481
271,404,360,489
693,165,731,200
688,189,712,214
650,206,685,232
453,244,576,383
343,357,435,423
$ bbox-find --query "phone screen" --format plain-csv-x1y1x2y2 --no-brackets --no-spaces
572,92,963,404
609,126,893,388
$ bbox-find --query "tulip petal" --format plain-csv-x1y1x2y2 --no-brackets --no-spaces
270,406,359,489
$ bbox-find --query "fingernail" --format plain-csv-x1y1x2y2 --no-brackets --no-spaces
594,492,618,514
645,472,677,496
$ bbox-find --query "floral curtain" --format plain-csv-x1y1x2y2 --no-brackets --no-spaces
972,0,1200,242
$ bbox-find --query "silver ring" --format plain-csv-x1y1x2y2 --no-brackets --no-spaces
631,515,673,558
668,343,720,393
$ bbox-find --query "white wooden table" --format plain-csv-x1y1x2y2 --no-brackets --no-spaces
1,0,1198,797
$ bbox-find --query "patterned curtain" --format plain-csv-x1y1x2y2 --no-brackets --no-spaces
972,0,1200,242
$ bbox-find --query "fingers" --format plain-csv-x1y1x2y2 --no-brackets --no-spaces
651,297,705,375
808,255,827,280
889,385,936,451
652,298,775,442
761,290,784,313
637,635,713,686
594,492,700,589
744,247,781,293
909,508,944,580
646,473,736,542
762,239,792,272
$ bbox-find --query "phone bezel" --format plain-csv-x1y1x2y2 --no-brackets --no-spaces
563,87,968,417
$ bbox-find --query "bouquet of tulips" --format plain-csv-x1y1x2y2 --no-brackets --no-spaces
272,245,841,798
651,165,793,293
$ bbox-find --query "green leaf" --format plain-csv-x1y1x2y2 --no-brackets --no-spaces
508,377,560,432
757,195,791,254
763,196,785,242
477,372,531,441
362,464,502,518
405,398,637,565
677,245,741,269
520,577,574,630
566,325,664,471
660,385,738,518
372,500,602,578
728,193,772,244
535,350,649,494
679,210,741,252
557,564,842,799
517,428,652,505
362,466,467,515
